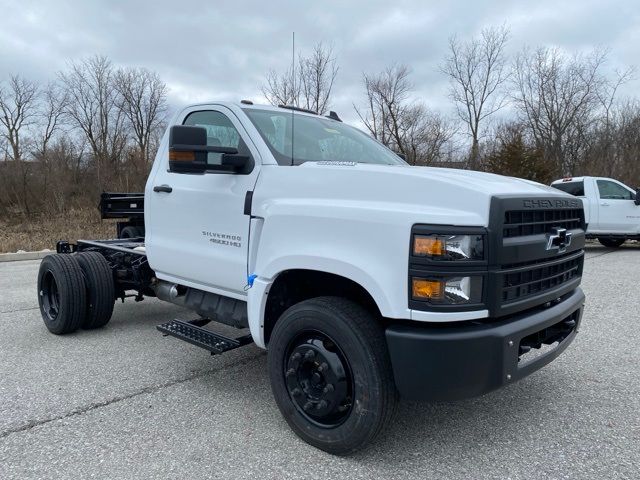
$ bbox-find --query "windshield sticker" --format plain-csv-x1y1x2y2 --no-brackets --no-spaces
316,161,357,166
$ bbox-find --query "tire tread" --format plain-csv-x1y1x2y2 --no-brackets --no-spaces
75,251,115,329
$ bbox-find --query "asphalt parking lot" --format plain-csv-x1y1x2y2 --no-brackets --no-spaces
0,243,638,479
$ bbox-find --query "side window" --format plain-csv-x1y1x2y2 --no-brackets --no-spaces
596,180,633,200
183,110,247,165
552,181,584,197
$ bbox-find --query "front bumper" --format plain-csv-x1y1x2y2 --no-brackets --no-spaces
386,287,585,401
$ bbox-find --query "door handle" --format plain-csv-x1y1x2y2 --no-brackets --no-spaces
153,185,172,193
600,202,610,207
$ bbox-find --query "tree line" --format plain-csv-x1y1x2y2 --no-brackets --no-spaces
2,28,639,218
0,56,167,216
265,30,639,186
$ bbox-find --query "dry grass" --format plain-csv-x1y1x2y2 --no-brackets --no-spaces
0,208,118,253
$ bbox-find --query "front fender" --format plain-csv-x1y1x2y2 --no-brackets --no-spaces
246,256,395,349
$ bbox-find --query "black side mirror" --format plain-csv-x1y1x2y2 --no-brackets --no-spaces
635,187,640,205
168,125,249,174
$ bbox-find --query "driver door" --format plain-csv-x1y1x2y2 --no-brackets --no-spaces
146,105,261,296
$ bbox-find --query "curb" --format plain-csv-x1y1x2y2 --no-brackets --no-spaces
0,251,52,263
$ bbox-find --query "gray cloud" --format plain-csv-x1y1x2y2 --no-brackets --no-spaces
1,0,638,126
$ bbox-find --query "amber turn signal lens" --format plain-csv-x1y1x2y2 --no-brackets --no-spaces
413,236,444,256
412,279,445,300
169,150,195,161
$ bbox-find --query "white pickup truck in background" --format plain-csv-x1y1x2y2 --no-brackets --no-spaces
551,176,640,248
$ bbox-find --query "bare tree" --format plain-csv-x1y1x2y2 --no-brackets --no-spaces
59,55,128,188
408,107,457,166
30,81,67,205
512,47,607,175
442,25,510,169
262,42,338,114
262,66,299,107
0,75,39,214
33,81,66,160
0,75,39,162
298,43,338,114
589,68,635,176
355,64,455,165
582,98,640,183
355,64,413,150
115,67,168,166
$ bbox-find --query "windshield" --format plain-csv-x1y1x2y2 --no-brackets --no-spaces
243,108,406,166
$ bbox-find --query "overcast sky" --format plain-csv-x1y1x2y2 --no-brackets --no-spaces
2,0,639,126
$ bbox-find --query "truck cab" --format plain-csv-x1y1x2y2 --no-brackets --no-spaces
551,176,640,247
39,102,586,455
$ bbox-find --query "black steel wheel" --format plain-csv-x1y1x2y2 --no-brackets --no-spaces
598,238,625,248
37,254,87,334
268,296,398,455
284,330,353,428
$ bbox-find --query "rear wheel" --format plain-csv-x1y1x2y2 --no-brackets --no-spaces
598,238,625,248
268,296,398,455
75,252,115,329
37,254,87,334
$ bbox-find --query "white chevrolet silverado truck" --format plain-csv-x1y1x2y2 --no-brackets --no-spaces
551,176,640,247
38,102,586,454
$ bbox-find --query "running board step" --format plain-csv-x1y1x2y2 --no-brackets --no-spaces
157,319,253,354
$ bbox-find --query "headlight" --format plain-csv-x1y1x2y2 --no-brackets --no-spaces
413,234,484,261
412,276,483,305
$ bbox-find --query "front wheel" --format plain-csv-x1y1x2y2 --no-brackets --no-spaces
598,238,625,248
267,297,398,455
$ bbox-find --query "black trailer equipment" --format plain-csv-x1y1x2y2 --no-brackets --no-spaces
99,192,145,239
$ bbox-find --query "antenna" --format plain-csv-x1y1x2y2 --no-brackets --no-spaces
291,31,295,166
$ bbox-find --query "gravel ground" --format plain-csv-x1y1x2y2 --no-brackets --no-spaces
0,243,638,479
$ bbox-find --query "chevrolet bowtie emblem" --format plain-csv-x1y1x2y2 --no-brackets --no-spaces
546,227,572,254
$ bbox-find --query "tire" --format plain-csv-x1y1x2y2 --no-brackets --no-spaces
120,226,141,239
598,238,625,248
267,296,398,455
75,252,115,329
37,254,87,334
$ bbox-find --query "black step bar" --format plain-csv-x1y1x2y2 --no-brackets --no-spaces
157,319,253,354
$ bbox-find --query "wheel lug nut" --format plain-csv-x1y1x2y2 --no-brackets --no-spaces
303,401,313,411
285,368,296,378
291,352,302,363
316,400,328,410
317,362,328,373
291,388,302,397
323,384,334,394
304,350,315,360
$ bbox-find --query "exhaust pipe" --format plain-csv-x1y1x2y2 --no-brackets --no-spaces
154,281,186,304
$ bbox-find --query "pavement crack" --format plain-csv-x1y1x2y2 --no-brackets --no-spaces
0,351,265,440
0,307,39,315
585,249,621,260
